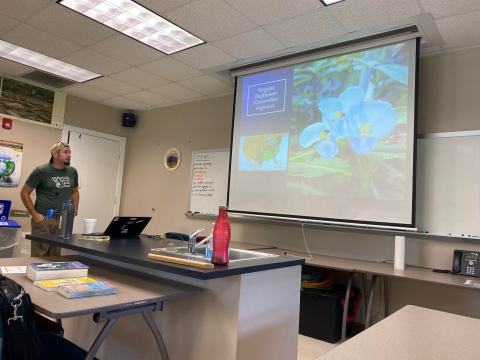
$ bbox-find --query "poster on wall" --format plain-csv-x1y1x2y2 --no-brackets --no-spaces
0,140,22,187
0,76,66,129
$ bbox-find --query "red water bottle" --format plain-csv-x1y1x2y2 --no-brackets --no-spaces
211,206,231,265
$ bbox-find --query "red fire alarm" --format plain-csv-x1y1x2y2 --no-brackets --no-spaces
2,118,12,130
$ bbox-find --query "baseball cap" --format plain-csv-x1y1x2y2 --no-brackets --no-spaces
50,141,70,163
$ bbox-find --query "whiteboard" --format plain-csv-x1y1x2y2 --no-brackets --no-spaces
416,132,480,236
188,149,230,214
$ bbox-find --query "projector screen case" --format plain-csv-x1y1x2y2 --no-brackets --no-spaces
227,38,419,229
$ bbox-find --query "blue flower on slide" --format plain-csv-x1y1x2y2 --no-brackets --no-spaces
299,122,338,160
348,101,397,154
317,86,365,139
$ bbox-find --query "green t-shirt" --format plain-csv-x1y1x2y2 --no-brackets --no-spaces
25,164,79,216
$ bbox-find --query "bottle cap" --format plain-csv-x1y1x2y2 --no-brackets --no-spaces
219,206,228,210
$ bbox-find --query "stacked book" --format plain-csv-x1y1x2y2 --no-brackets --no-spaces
27,261,117,298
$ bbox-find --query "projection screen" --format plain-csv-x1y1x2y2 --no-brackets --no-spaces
228,38,419,228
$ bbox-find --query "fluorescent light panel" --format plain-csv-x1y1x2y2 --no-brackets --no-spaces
58,0,205,55
320,0,345,5
0,40,101,82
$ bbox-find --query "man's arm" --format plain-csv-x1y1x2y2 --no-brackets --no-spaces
20,185,44,223
71,187,79,216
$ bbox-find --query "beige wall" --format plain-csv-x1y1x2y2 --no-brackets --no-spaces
120,47,480,324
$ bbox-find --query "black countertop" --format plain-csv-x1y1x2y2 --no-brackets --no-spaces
26,234,305,280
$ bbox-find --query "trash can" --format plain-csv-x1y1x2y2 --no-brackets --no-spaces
299,284,361,343
0,220,20,258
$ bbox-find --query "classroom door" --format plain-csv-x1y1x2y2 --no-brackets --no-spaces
66,130,123,234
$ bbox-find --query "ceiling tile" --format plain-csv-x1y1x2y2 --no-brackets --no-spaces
124,90,176,106
0,14,18,36
164,0,257,41
177,75,233,96
110,68,170,89
61,49,130,75
27,4,115,47
436,11,480,48
2,23,82,58
224,0,322,26
420,0,480,19
139,57,203,81
0,0,51,20
214,28,285,59
89,35,164,66
171,44,236,69
180,96,208,103
149,83,204,100
101,96,149,110
264,9,346,48
328,0,422,32
136,0,198,13
64,84,116,101
0,58,32,76
84,77,142,95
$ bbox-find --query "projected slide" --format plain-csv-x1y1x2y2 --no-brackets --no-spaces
229,39,417,225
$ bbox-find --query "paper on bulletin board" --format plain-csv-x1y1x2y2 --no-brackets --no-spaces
0,140,23,187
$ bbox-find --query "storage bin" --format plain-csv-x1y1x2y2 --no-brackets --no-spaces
299,284,361,343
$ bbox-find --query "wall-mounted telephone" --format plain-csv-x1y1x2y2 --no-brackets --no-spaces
452,250,480,277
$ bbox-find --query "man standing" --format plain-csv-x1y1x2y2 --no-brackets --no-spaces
20,142,79,256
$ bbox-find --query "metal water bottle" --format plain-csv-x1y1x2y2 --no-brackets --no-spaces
58,200,75,239
211,206,231,265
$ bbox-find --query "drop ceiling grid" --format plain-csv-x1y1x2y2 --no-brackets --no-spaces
149,82,205,101
109,68,171,89
124,90,177,106
63,84,117,102
263,9,347,48
164,0,259,41
61,48,131,75
26,3,116,47
419,0,480,19
1,23,82,58
0,0,480,112
213,28,285,59
85,77,143,96
178,75,234,95
0,13,19,36
327,0,423,32
223,0,323,26
0,0,53,21
436,10,480,49
88,35,165,66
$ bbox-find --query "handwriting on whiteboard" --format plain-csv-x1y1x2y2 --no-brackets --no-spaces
192,154,215,197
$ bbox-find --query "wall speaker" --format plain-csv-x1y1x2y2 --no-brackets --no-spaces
123,113,135,127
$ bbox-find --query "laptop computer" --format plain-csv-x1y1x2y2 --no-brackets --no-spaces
86,216,151,237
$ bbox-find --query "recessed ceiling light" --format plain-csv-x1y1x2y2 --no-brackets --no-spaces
320,0,345,5
57,0,205,55
0,40,101,83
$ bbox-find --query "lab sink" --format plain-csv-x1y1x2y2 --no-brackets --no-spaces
153,246,278,263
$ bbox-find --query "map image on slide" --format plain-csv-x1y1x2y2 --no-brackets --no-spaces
239,133,288,171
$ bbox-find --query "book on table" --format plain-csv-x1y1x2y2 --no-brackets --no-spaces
26,262,89,281
33,277,98,292
58,281,117,298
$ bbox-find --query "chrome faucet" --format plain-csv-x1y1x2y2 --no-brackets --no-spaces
187,228,205,254
196,233,212,248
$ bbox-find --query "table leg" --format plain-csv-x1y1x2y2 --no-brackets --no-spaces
142,311,169,360
341,272,354,342
85,317,118,360
365,275,378,330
